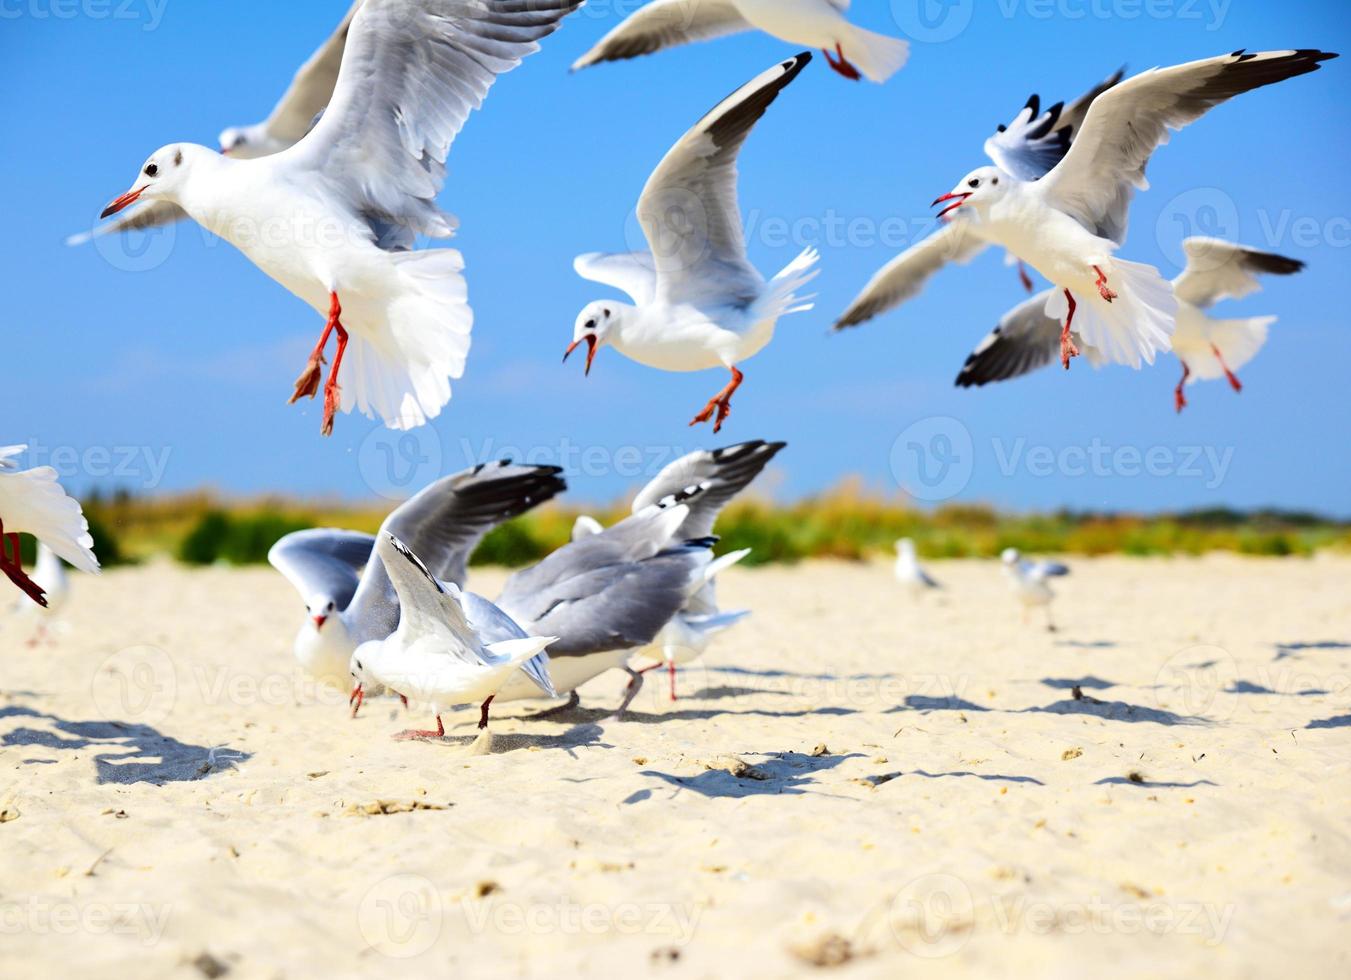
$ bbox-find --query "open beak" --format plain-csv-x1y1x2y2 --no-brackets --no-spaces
932,191,972,221
101,186,147,219
349,684,364,718
312,615,328,630
563,335,598,376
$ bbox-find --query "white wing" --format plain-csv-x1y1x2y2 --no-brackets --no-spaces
257,0,364,147
377,533,483,664
0,463,99,574
983,70,1124,182
66,201,188,245
1041,50,1336,244
284,0,582,240
571,0,750,71
637,53,811,306
267,528,376,610
833,223,988,330
573,252,658,305
1172,238,1305,310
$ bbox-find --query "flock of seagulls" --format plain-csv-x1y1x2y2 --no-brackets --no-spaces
4,5,1339,737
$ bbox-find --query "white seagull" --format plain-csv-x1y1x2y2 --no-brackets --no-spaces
955,237,1306,413
1001,548,1069,632
0,446,100,607
96,0,582,436
836,50,1335,374
566,53,820,433
71,2,364,245
11,545,71,647
571,0,908,82
349,533,557,742
894,538,940,597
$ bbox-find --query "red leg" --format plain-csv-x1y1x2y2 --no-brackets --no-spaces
668,662,678,702
349,684,364,718
1060,290,1080,370
0,529,45,608
689,366,745,434
477,696,495,731
321,319,350,438
1018,261,1034,293
1092,265,1118,303
822,43,862,81
1211,344,1243,392
394,714,445,740
289,292,341,404
1175,361,1191,413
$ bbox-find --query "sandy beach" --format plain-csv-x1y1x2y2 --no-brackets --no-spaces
1,555,1347,978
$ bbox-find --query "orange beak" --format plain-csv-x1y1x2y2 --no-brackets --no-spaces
101,186,146,219
563,335,599,376
932,191,972,221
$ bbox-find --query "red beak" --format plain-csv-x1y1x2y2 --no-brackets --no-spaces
101,186,146,219
312,615,327,630
349,684,364,718
931,192,972,221
563,335,599,376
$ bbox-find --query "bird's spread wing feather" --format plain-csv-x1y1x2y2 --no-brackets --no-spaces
834,223,988,330
631,440,785,539
262,0,364,145
983,69,1124,182
571,0,749,70
1041,50,1337,244
268,528,377,609
66,201,189,245
638,53,811,306
376,533,482,661
286,0,582,241
955,289,1063,387
1172,237,1306,309
573,252,659,305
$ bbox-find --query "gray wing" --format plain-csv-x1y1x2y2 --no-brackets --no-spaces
983,70,1124,182
66,201,188,246
461,590,555,697
955,290,1062,387
834,223,988,331
631,440,785,538
1029,560,1070,580
267,529,376,610
1042,50,1336,245
285,0,583,242
571,0,749,71
638,53,810,306
1172,238,1305,309
259,0,364,147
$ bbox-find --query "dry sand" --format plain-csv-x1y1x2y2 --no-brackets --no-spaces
1,555,1348,979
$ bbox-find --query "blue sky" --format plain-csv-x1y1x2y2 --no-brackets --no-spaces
3,1,1348,513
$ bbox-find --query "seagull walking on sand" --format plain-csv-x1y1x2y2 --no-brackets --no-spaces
566,54,820,434
571,0,908,82
894,538,940,597
573,440,784,700
1001,548,1069,633
95,0,582,436
836,50,1335,375
348,534,557,745
954,238,1306,413
0,446,99,608
269,461,564,691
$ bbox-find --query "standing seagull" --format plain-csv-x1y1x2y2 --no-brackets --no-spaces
566,54,820,433
954,238,1306,413
269,461,565,689
0,446,99,607
836,50,1335,373
349,534,557,744
12,545,70,647
97,0,583,436
571,0,908,82
1001,548,1069,633
71,2,364,244
894,538,940,597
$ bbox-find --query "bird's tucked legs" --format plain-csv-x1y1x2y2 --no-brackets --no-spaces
823,43,862,81
1060,290,1080,370
477,696,495,731
689,366,744,434
1092,265,1118,302
0,523,45,608
1211,344,1243,392
1018,261,1034,293
1175,362,1191,413
394,714,445,740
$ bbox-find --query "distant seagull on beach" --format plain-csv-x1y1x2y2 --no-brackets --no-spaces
349,533,557,744
894,538,940,597
0,446,99,608
571,0,908,82
10,545,70,646
567,54,819,433
573,440,785,700
68,2,363,245
93,0,582,436
955,238,1306,412
1001,548,1069,632
835,50,1335,373
269,461,564,690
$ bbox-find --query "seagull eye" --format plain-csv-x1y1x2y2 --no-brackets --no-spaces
144,163,159,177
585,319,596,330
968,178,980,189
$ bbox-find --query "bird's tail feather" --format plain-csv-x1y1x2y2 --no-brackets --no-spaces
762,247,821,320
1192,315,1273,381
1045,258,1177,369
843,25,910,83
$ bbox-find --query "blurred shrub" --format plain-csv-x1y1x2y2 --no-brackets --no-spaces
178,511,314,566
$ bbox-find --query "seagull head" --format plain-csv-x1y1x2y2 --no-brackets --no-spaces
101,143,209,218
564,302,619,376
217,123,284,158
934,166,1011,221
1000,547,1021,566
307,595,339,631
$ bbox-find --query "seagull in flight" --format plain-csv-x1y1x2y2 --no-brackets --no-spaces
566,54,820,433
835,50,1335,375
571,0,908,82
94,0,582,436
